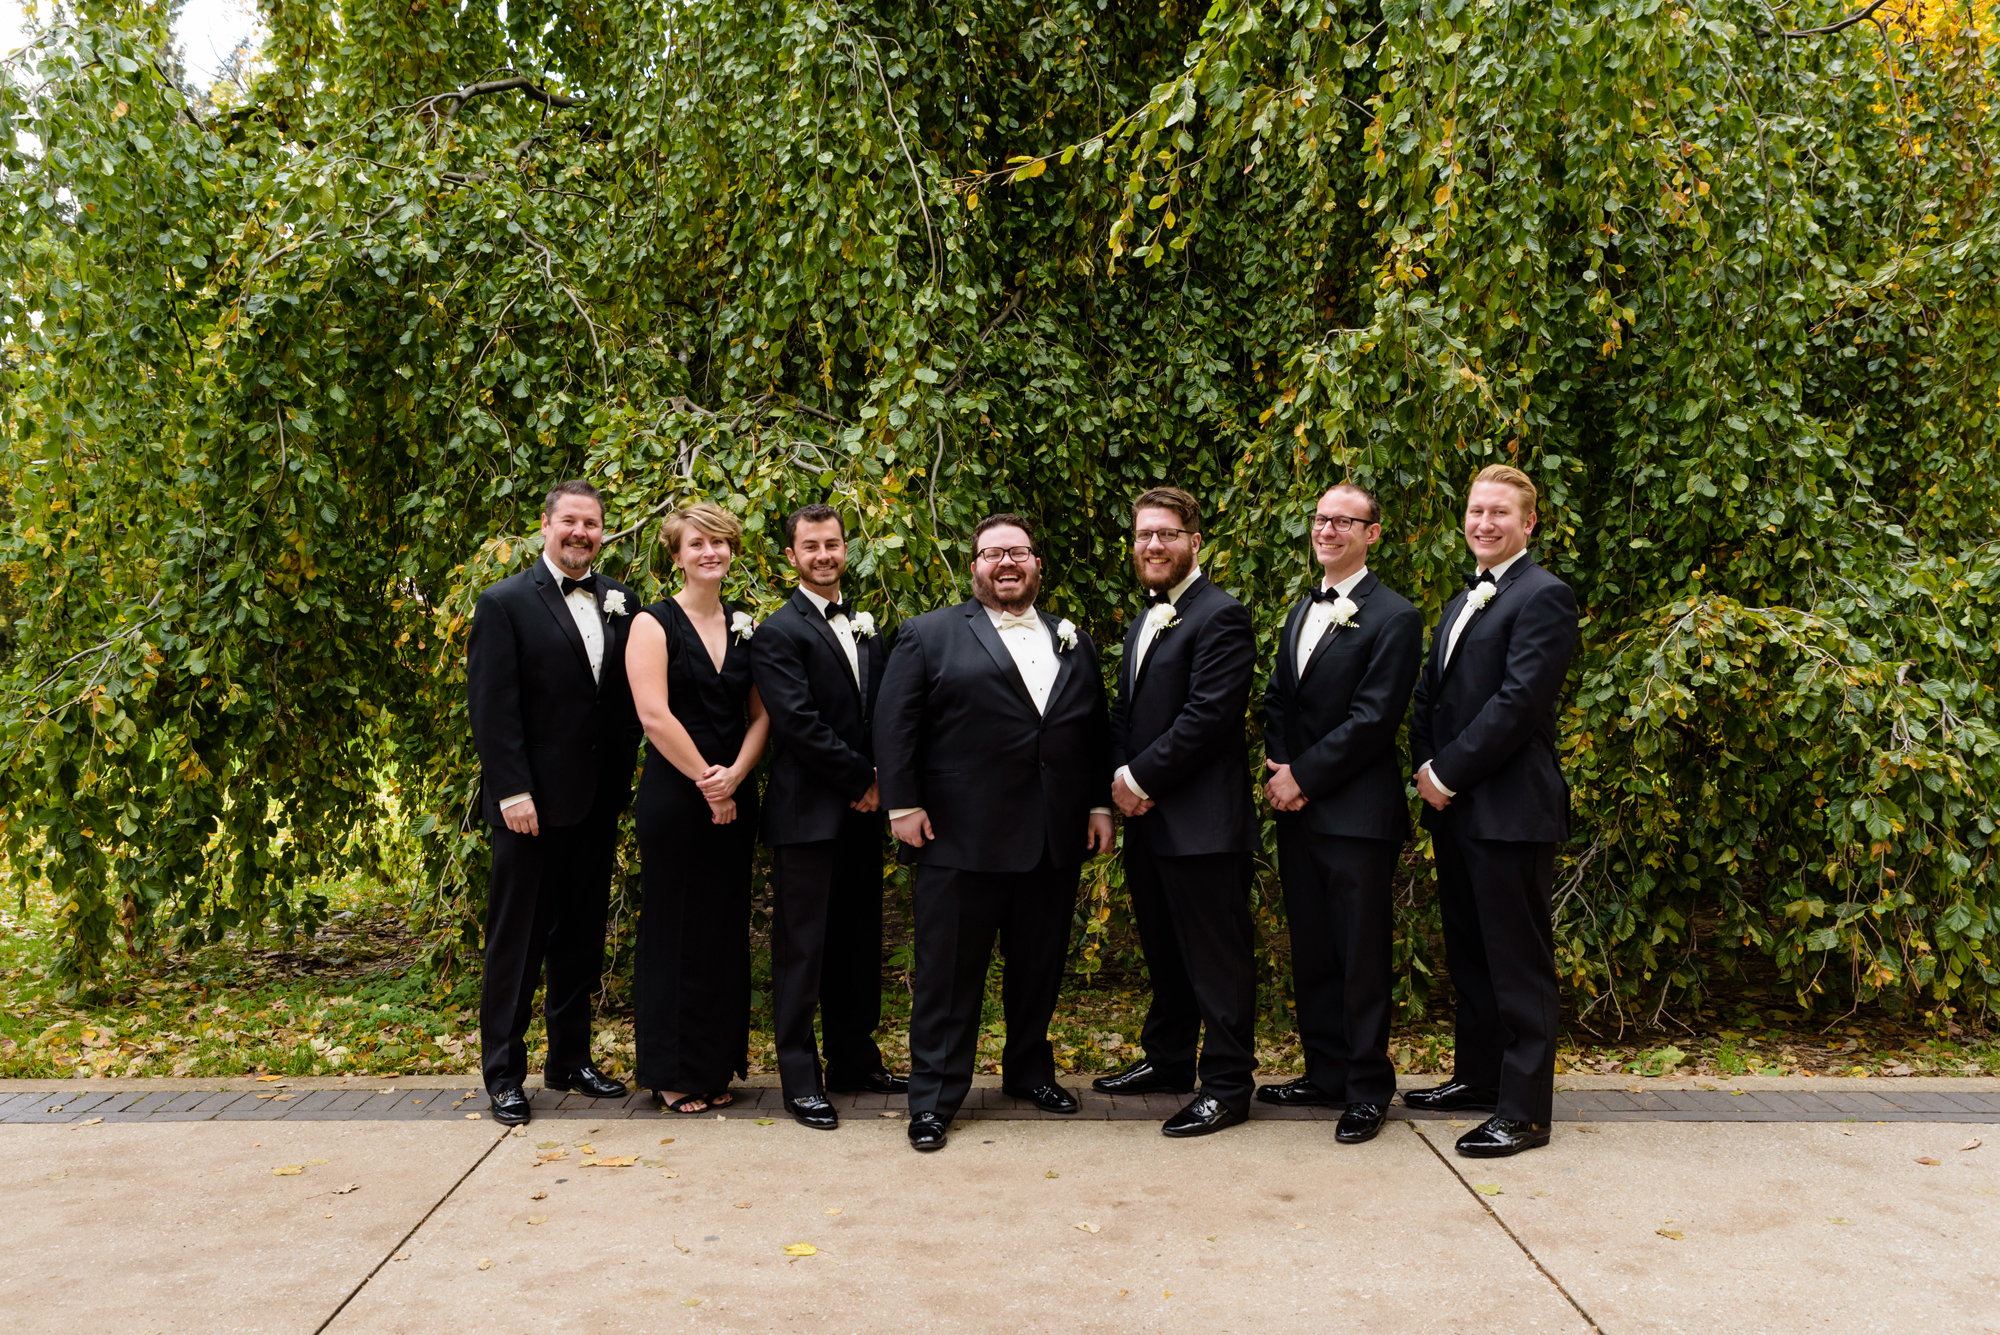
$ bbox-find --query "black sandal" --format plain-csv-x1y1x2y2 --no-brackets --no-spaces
706,1089,735,1109
652,1090,708,1114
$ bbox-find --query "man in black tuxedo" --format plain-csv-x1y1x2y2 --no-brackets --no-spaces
750,503,904,1132
1408,463,1579,1158
1097,486,1260,1138
466,480,642,1126
874,513,1115,1152
1258,482,1423,1145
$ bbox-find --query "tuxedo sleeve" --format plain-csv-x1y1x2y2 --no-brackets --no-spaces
1082,638,1114,809
466,590,533,802
872,623,930,812
1108,630,1134,771
1261,616,1296,766
1125,601,1256,797
752,620,875,800
1427,581,1579,793
1287,605,1424,798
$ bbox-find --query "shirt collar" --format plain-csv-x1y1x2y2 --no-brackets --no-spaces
1163,564,1202,607
1479,550,1528,582
799,585,842,615
984,603,1041,628
544,552,591,588
1321,565,1369,600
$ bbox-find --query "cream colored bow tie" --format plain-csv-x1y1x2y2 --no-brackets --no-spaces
995,613,1039,630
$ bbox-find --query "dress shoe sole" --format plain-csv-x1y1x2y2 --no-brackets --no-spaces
1001,1090,1079,1114
791,1115,839,1131
1161,1112,1249,1139
1456,1134,1550,1158
491,1107,531,1127
542,1083,628,1099
1335,1123,1384,1145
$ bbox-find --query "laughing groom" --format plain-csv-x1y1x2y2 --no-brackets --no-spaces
466,480,642,1126
1407,464,1578,1158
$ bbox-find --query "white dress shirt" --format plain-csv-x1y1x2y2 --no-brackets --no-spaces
889,604,1111,821
1423,549,1528,798
1116,565,1202,803
1295,565,1369,679
799,585,860,684
501,554,607,811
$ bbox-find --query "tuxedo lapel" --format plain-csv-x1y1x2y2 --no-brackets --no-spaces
1041,611,1077,710
1440,556,1536,684
793,588,864,705
596,590,621,693
965,602,1039,713
1281,597,1309,694
533,562,595,681
855,632,872,718
1299,572,1377,684
1132,573,1208,695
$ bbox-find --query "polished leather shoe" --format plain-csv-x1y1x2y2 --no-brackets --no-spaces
490,1086,531,1126
1091,1058,1196,1096
1001,1082,1080,1114
1456,1116,1551,1158
1335,1102,1388,1144
907,1111,949,1152
1255,1077,1342,1108
543,1064,629,1100
824,1069,910,1095
1401,1080,1499,1112
785,1094,839,1131
1161,1092,1249,1138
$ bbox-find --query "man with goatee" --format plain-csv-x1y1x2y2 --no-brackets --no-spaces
874,513,1115,1152
1098,486,1261,1137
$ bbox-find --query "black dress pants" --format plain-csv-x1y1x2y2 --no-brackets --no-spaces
480,802,620,1095
1276,823,1400,1105
769,811,889,1098
1431,819,1559,1123
906,854,1077,1121
1125,839,1258,1114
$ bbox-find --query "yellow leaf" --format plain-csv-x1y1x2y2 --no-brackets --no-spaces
527,1216,548,1225
477,1258,494,1271
783,1243,818,1256
583,1156,637,1168
1656,1229,1684,1240
1915,1156,1940,1165
1011,159,1047,183
306,1159,328,1165
271,1166,303,1176
1472,1183,1502,1196
1073,1222,1100,1233
1045,1171,1060,1179
256,1075,283,1082
754,1118,776,1126
1434,183,1452,207
825,1207,842,1214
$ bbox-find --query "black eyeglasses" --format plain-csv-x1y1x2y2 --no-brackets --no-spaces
1311,513,1375,533
1133,527,1193,546
974,546,1036,564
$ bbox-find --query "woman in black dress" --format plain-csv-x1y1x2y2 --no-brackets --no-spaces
626,501,769,1113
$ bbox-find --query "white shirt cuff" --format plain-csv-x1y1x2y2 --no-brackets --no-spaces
499,793,533,810
888,807,924,821
1115,765,1150,801
1089,807,1114,817
1419,762,1456,798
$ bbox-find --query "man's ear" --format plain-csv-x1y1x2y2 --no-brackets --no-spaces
1190,530,1203,555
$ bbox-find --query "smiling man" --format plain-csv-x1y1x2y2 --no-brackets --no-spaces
1407,464,1579,1158
466,480,643,1126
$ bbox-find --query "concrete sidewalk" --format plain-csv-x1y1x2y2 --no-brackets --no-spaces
4,1082,1996,1333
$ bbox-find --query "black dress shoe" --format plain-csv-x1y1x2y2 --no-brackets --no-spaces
543,1065,629,1100
1401,1080,1499,1112
1091,1058,1196,1096
824,1069,910,1095
785,1094,839,1131
1255,1077,1342,1108
1001,1082,1080,1114
1161,1093,1249,1138
490,1086,531,1126
1335,1102,1388,1144
1456,1116,1551,1158
907,1111,949,1152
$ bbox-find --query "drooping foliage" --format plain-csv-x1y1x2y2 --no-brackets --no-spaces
2,0,1996,1024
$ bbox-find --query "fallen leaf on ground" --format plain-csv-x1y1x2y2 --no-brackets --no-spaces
658,1138,674,1145
734,1202,751,1209
531,1191,547,1201
306,1159,328,1165
660,1168,680,1178
477,1258,493,1271
582,1156,637,1168
783,1243,817,1256
390,1253,409,1262
1472,1183,1503,1196
78,1117,102,1126
1915,1156,1941,1166
332,1184,359,1195
537,1141,562,1150
256,1075,283,1082
1829,1217,1852,1225
1961,1137,1982,1152
271,1166,303,1176
1656,1229,1684,1240
527,1216,548,1226
1073,1222,1100,1233
1530,1191,1550,1198
1046,1171,1060,1179
575,1144,595,1155
1447,1120,1468,1129
672,1236,690,1254
1576,1125,1602,1134
683,1299,699,1307
323,1212,333,1218
754,1118,776,1126
465,1113,481,1120
877,1112,901,1118
825,1207,842,1214
48,1171,66,1180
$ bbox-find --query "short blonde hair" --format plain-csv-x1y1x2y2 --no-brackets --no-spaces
660,500,742,556
1471,463,1539,516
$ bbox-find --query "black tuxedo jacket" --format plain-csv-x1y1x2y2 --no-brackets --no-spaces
1411,555,1579,843
1111,573,1257,857
873,601,1112,873
752,589,886,845
466,560,642,830
1262,572,1425,843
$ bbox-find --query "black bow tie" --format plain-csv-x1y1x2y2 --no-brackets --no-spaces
1462,570,1497,591
560,574,599,597
1310,586,1345,604
823,600,853,621
1144,589,1173,607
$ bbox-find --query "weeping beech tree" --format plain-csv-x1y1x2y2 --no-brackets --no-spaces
3,0,1997,1025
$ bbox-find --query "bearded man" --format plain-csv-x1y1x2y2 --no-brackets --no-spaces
873,513,1115,1152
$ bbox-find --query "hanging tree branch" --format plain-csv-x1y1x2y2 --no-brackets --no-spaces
1752,0,1897,39
405,72,586,120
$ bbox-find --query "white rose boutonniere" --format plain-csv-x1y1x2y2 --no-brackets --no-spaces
1145,602,1180,634
1465,583,1498,612
850,611,877,639
1330,596,1360,627
601,590,628,617
730,610,757,641
1056,618,1078,651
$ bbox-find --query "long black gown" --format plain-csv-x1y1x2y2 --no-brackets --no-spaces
633,597,760,1096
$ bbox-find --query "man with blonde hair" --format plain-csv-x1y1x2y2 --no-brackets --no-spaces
1406,463,1578,1158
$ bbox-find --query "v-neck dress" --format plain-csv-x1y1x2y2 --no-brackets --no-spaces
633,598,760,1096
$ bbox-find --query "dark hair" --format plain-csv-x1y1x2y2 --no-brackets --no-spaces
1133,485,1201,532
1328,481,1382,526
542,479,603,519
973,512,1036,549
784,502,844,545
